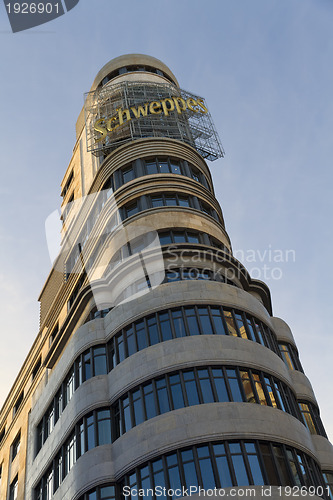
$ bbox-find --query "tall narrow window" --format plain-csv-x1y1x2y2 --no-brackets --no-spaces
9,475,18,500
11,431,21,461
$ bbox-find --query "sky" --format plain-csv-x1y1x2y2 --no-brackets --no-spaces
0,0,332,445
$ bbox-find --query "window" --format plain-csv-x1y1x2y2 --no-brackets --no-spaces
49,324,58,346
36,306,282,454
0,426,5,444
32,357,42,380
279,343,303,372
13,391,23,416
124,200,139,219
298,401,327,437
61,170,74,197
323,471,333,500
9,475,18,500
121,165,135,184
11,432,21,461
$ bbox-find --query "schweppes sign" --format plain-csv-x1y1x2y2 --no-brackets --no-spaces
85,81,224,160
94,96,208,143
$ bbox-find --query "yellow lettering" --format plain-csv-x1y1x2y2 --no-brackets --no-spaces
117,107,131,125
186,98,199,112
149,101,162,114
197,98,208,114
106,116,119,132
131,104,149,118
172,97,187,114
161,98,175,116
94,118,108,143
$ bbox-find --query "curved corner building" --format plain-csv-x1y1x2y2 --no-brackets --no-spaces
0,54,332,500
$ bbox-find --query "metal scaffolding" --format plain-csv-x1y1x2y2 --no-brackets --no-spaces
84,80,224,161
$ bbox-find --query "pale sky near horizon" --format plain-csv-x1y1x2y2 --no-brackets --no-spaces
0,0,333,445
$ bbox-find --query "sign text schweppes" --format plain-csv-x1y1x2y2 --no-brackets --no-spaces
84,81,224,161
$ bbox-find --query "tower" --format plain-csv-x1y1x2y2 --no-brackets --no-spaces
0,54,332,500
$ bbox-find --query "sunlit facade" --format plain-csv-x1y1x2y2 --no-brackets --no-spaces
0,54,332,500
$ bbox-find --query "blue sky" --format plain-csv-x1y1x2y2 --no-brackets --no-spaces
0,0,332,442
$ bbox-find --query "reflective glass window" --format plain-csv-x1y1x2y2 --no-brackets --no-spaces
226,369,243,402
224,311,238,337
212,369,229,402
181,449,198,488
185,308,200,335
97,410,112,445
197,446,216,489
156,378,170,414
93,347,107,376
169,374,185,410
171,309,186,338
147,316,159,345
132,390,144,426
143,383,157,420
197,369,214,403
183,371,199,406
197,307,213,335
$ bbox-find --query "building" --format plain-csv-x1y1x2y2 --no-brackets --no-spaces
0,54,332,500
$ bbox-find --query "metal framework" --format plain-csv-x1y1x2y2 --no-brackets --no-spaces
84,80,224,161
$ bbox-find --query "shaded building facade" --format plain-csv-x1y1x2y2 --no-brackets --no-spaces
0,54,333,500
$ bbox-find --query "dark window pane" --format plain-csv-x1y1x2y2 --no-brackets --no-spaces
216,456,233,488
165,196,177,206
132,390,144,426
86,415,95,450
122,166,135,183
158,162,169,173
198,307,213,334
235,313,247,339
248,455,264,485
136,321,147,351
212,369,229,402
169,374,185,410
100,485,115,500
117,336,125,362
126,202,138,218
183,372,199,406
170,162,181,174
226,370,243,402
185,308,200,335
151,196,164,208
211,308,227,335
147,316,159,345
143,384,157,420
187,232,200,243
93,347,107,376
173,232,186,243
159,312,172,341
231,454,249,486
199,457,216,489
197,369,214,403
159,232,172,245
97,410,111,445
125,326,136,356
156,379,170,414
178,196,190,207
123,398,132,432
171,310,186,338
183,460,198,488
146,162,157,175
